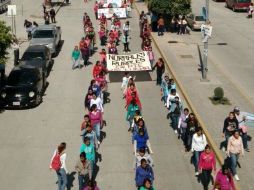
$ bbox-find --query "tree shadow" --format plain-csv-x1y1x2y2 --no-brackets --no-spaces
67,171,76,190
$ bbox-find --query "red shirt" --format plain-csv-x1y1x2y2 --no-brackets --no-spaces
198,151,216,171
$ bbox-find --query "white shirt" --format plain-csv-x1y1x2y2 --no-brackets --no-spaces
166,92,181,108
50,150,68,172
191,134,207,152
90,97,104,112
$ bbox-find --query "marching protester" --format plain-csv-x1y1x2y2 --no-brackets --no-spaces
80,137,95,176
152,58,165,85
89,104,103,144
214,164,235,190
122,31,131,53
157,16,165,36
139,178,156,190
75,152,92,190
226,130,244,181
50,142,68,190
168,96,183,134
71,45,82,69
222,112,239,151
191,127,207,176
185,113,199,152
178,108,189,141
198,145,216,190
135,159,154,189
135,148,154,169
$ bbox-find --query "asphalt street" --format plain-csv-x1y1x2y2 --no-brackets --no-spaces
0,0,203,190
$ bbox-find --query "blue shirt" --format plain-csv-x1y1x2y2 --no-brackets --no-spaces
134,133,149,150
135,165,154,186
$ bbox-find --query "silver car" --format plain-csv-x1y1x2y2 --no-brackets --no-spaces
186,14,206,30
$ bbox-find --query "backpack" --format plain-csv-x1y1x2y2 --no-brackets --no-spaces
51,152,62,171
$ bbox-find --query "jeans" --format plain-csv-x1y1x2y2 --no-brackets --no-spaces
93,122,100,141
193,151,202,172
78,174,88,190
170,114,180,130
241,132,248,149
185,133,193,151
229,153,239,175
201,169,212,190
56,168,67,190
72,58,81,69
180,127,187,142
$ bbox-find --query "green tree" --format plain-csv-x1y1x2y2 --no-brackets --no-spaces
0,21,13,65
148,0,191,16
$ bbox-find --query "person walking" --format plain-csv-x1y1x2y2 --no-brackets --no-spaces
135,148,153,169
71,46,81,69
198,145,216,190
226,130,244,181
90,92,103,113
191,127,207,176
185,113,199,152
152,58,165,85
80,43,90,67
157,16,165,36
133,128,153,155
50,142,68,190
222,112,239,151
89,104,102,144
80,137,95,177
247,3,253,18
147,46,154,68
122,31,131,52
178,108,189,141
169,96,183,134
126,99,140,129
135,159,154,189
139,178,156,190
50,8,56,23
75,152,92,190
214,165,235,190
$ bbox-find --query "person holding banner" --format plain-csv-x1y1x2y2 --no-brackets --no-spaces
152,58,165,85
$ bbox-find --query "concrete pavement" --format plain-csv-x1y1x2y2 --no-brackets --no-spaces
135,1,254,189
0,0,206,190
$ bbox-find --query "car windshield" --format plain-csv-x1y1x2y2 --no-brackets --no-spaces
32,30,54,38
21,52,45,61
195,16,205,21
7,70,38,86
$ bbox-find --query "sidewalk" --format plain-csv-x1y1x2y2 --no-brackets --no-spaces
135,1,254,189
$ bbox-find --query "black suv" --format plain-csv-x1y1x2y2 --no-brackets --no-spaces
0,65,46,108
19,45,53,77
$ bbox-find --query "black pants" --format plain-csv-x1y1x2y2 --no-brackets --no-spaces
156,72,162,85
0,68,5,83
82,55,89,66
51,16,56,23
124,43,130,52
201,169,212,190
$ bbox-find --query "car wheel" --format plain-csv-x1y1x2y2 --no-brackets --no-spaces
36,93,42,106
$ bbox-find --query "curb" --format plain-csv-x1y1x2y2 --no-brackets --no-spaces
133,2,241,190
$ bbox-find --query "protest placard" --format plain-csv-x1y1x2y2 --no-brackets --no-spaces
107,51,151,71
98,8,127,18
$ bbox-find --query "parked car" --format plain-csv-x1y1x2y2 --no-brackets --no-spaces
30,25,62,56
186,14,206,30
0,65,46,108
19,45,52,77
225,0,251,11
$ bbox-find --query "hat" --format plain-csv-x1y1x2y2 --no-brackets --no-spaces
234,107,240,112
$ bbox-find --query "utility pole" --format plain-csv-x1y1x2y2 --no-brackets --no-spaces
202,0,209,80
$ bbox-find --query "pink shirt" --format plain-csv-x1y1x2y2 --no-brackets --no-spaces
89,111,102,127
214,170,235,190
198,151,216,171
227,136,244,155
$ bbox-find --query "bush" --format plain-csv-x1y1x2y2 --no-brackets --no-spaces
209,87,230,105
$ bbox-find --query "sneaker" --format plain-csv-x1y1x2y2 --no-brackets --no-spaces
234,174,240,181
195,172,199,176
245,148,250,152
98,141,101,145
221,147,225,152
128,127,131,132
174,130,178,134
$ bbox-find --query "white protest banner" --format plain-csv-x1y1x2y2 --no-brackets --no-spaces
107,51,151,71
98,8,127,18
